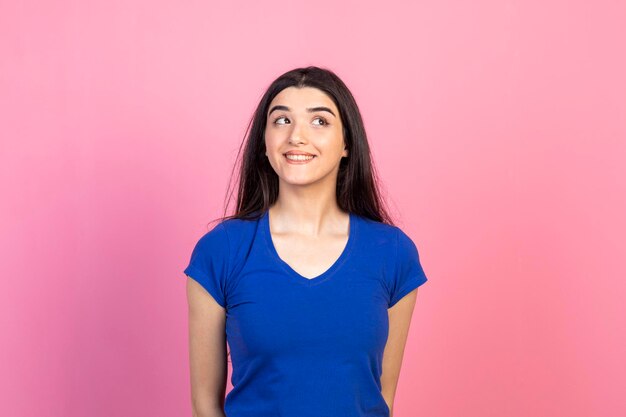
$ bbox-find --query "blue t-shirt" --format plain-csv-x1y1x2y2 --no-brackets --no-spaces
183,209,428,417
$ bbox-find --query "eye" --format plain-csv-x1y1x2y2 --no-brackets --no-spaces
313,117,329,126
272,115,329,126
273,116,289,125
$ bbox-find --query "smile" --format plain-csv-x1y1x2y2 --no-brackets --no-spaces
284,154,316,164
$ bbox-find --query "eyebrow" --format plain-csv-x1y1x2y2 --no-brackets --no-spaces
268,105,336,118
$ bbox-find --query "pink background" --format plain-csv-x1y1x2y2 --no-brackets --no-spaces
1,1,625,416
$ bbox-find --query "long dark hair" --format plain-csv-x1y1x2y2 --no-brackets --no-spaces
209,65,396,228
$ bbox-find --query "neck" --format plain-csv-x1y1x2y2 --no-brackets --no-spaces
269,194,347,236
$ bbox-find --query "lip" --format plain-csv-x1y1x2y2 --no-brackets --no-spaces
284,151,316,156
283,153,316,164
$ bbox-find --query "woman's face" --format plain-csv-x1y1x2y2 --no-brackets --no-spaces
264,86,348,188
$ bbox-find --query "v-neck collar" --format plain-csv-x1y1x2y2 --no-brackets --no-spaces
261,209,357,286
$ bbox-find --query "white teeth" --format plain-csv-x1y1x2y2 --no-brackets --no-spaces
285,154,314,161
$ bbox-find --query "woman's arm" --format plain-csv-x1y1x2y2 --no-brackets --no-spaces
381,287,420,417
186,276,228,417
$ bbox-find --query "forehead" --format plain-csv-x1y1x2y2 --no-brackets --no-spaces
269,86,337,112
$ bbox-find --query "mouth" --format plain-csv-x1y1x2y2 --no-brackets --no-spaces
283,153,316,164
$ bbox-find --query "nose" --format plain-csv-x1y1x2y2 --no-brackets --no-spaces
288,122,307,145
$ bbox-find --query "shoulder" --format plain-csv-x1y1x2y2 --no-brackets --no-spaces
186,222,232,276
198,211,261,238
219,213,262,247
204,213,264,272
191,214,258,254
184,215,262,301
354,214,422,268
355,214,404,248
193,221,229,248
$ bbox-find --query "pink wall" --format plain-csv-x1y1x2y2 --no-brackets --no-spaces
1,1,624,416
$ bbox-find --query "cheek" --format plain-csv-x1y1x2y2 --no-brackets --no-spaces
265,136,279,153
263,129,276,147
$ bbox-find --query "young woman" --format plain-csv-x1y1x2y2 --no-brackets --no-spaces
183,66,428,417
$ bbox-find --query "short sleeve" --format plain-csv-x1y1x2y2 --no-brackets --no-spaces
183,222,231,308
388,227,428,308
